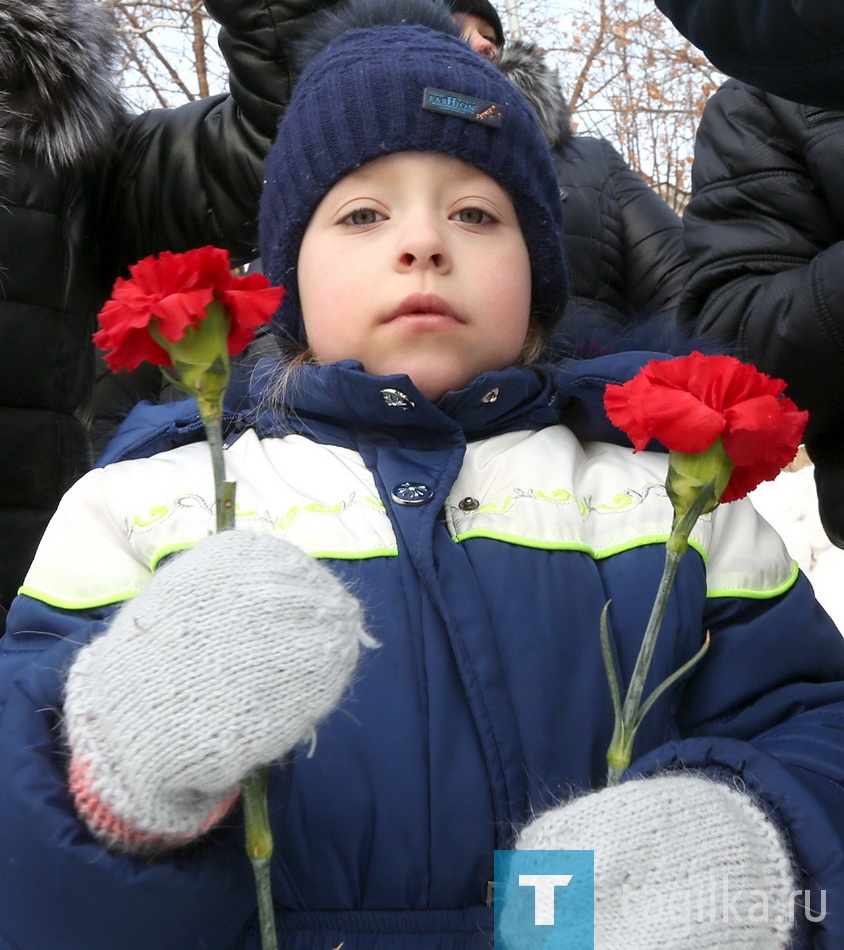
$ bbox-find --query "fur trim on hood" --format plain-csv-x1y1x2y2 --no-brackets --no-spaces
497,39,572,148
0,0,125,168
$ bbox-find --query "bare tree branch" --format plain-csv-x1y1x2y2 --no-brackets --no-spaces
516,0,726,210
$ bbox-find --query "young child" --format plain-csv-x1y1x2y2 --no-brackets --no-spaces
0,1,842,948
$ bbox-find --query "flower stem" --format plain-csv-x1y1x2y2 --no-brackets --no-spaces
198,399,277,950
241,767,278,950
605,546,682,786
197,402,235,533
605,478,717,786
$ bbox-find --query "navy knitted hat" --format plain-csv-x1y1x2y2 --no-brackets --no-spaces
259,0,567,343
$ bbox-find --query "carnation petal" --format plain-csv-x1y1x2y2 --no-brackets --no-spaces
605,368,727,453
223,284,285,354
721,396,808,497
603,351,807,513
639,387,725,453
722,396,789,463
687,354,765,408
720,465,761,504
604,377,652,450
94,246,284,380
96,326,171,372
152,290,216,342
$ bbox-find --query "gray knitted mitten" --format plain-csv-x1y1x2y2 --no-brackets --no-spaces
64,530,374,854
510,774,796,949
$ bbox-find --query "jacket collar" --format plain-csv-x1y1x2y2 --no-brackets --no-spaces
97,350,664,466
249,360,563,445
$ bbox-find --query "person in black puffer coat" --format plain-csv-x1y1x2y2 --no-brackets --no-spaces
493,38,689,358
0,0,336,614
679,78,844,548
655,0,844,109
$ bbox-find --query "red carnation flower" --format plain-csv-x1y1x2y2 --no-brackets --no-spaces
94,246,284,372
604,352,808,502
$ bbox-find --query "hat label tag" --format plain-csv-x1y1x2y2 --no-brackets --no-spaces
423,87,503,127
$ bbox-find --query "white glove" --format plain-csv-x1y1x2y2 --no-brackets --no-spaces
507,774,796,950
64,530,375,854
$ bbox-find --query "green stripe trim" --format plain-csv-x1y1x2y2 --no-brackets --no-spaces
17,584,140,611
20,542,400,612
150,541,399,569
452,528,708,562
452,530,795,599
307,546,399,560
20,541,796,612
150,540,201,572
707,559,800,600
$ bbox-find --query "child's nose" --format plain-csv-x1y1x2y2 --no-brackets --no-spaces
395,220,451,272
397,248,448,269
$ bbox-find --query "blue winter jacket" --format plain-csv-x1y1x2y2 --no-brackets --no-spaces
1,354,843,949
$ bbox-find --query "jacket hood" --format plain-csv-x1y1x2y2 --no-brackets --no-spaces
0,0,125,168
496,39,572,148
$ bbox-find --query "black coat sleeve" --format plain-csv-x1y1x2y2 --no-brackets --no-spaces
95,0,341,276
655,0,844,107
600,140,687,317
556,138,687,320
679,80,844,441
89,0,341,444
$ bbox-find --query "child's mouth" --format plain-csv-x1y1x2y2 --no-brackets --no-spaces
386,294,463,324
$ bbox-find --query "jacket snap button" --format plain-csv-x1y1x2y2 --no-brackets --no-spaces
391,482,433,506
481,388,499,404
458,497,479,511
381,388,416,410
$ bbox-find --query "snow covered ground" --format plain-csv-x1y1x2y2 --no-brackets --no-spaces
748,455,844,634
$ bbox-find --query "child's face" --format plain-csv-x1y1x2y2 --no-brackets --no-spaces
297,152,532,402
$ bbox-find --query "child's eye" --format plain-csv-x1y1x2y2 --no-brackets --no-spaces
342,208,383,226
452,207,493,225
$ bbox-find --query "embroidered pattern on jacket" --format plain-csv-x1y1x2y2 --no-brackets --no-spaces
127,492,386,537
19,427,796,609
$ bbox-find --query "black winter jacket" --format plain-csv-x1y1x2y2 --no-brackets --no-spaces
497,42,688,357
656,0,844,108
0,0,330,612
679,78,844,546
